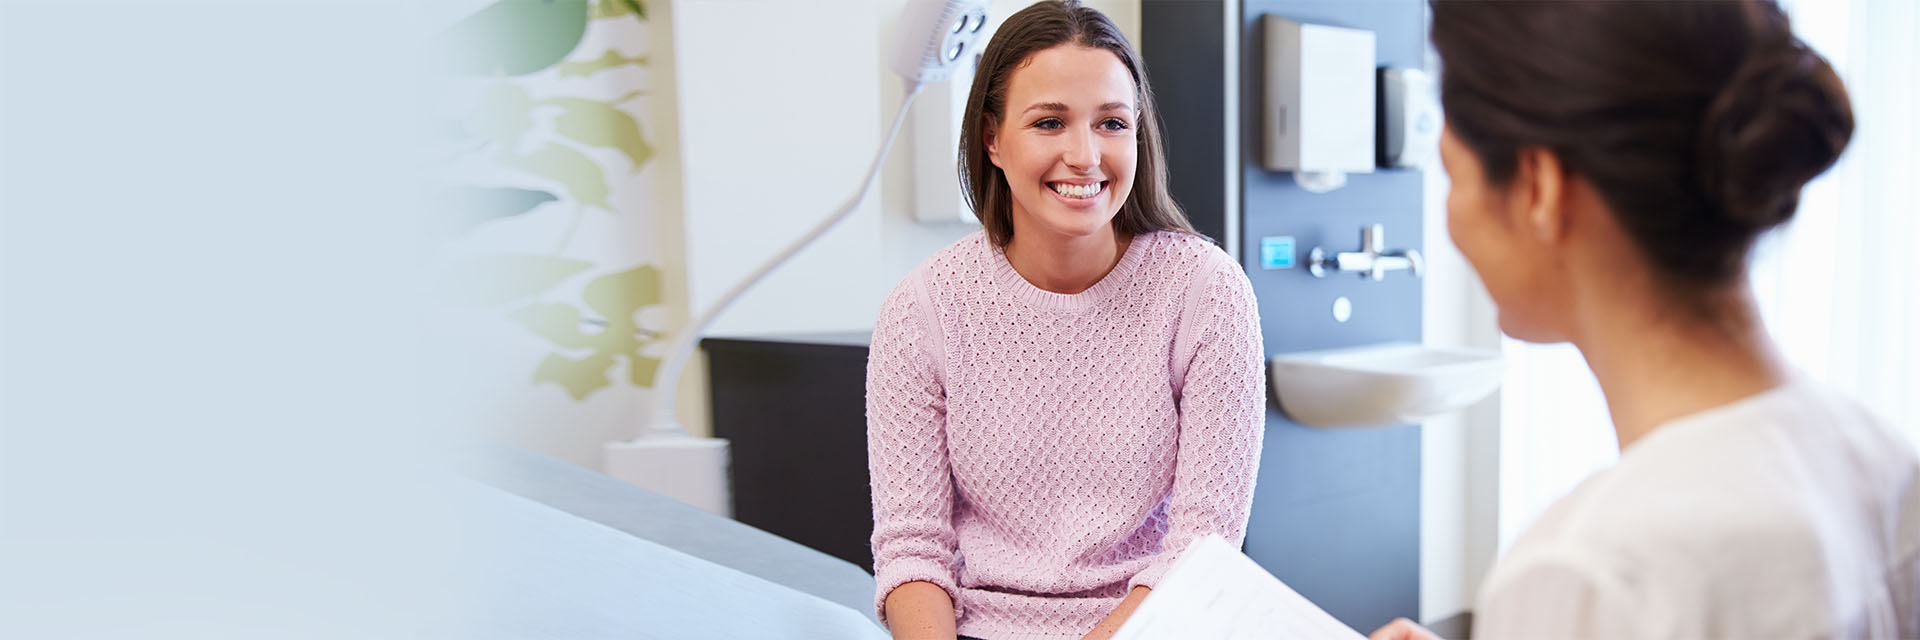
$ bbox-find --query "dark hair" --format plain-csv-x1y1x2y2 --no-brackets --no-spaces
1430,0,1852,288
958,0,1197,247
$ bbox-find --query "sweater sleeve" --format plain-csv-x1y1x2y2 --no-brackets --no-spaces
866,273,963,622
1130,256,1266,590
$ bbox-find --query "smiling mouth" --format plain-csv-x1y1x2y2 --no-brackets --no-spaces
1048,181,1107,199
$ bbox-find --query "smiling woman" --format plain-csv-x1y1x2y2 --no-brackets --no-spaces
865,2,1267,640
985,44,1142,292
959,0,1193,262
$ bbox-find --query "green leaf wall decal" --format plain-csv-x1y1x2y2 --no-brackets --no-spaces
582,265,661,324
557,49,650,78
441,0,592,76
629,355,662,387
532,352,617,400
441,187,558,233
590,0,646,20
502,143,611,208
515,264,665,400
544,97,654,172
435,254,593,306
509,303,597,350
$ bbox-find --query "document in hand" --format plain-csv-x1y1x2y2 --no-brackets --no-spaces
1112,534,1365,640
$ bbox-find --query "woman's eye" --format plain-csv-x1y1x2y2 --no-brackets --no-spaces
1100,118,1131,131
1033,118,1063,130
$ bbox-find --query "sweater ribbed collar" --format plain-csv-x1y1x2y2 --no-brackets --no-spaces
987,231,1153,313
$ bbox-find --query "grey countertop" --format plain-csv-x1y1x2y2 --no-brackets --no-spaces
463,445,882,626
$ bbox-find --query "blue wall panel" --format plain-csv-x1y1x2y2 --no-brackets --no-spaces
1147,0,1429,630
1239,1,1428,630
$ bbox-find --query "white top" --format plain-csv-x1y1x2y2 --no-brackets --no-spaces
1474,380,1920,639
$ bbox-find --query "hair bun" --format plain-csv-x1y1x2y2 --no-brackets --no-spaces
1695,43,1854,231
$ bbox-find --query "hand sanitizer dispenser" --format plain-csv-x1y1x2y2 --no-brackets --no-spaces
1261,15,1375,192
1379,67,1440,170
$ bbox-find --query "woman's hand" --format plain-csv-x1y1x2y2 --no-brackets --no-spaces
1367,617,1444,640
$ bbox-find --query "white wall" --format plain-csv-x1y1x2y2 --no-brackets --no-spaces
660,0,889,439
671,1,889,339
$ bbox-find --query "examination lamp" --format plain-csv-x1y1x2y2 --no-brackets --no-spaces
605,0,992,513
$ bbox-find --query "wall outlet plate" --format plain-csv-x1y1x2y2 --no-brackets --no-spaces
1260,235,1296,269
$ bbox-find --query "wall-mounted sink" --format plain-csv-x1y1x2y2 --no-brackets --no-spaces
1269,343,1504,428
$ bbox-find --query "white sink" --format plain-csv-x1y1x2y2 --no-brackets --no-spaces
1269,342,1505,428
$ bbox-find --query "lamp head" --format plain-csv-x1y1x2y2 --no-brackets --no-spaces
891,0,992,84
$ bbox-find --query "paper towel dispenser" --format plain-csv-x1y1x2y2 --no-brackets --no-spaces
1261,15,1376,192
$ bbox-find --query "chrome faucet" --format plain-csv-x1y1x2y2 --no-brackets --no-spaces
1307,224,1424,280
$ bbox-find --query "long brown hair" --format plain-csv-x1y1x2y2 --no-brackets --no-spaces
958,0,1198,247
1430,0,1852,289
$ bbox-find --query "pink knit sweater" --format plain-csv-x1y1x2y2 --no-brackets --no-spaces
866,230,1266,639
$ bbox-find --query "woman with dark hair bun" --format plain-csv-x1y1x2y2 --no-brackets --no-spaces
1371,1,1918,639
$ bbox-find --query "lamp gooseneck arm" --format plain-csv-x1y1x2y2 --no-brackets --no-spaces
638,80,929,439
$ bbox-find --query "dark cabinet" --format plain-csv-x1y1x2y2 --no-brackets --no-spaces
702,332,876,572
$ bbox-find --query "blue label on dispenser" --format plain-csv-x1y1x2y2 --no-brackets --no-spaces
1260,236,1296,269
